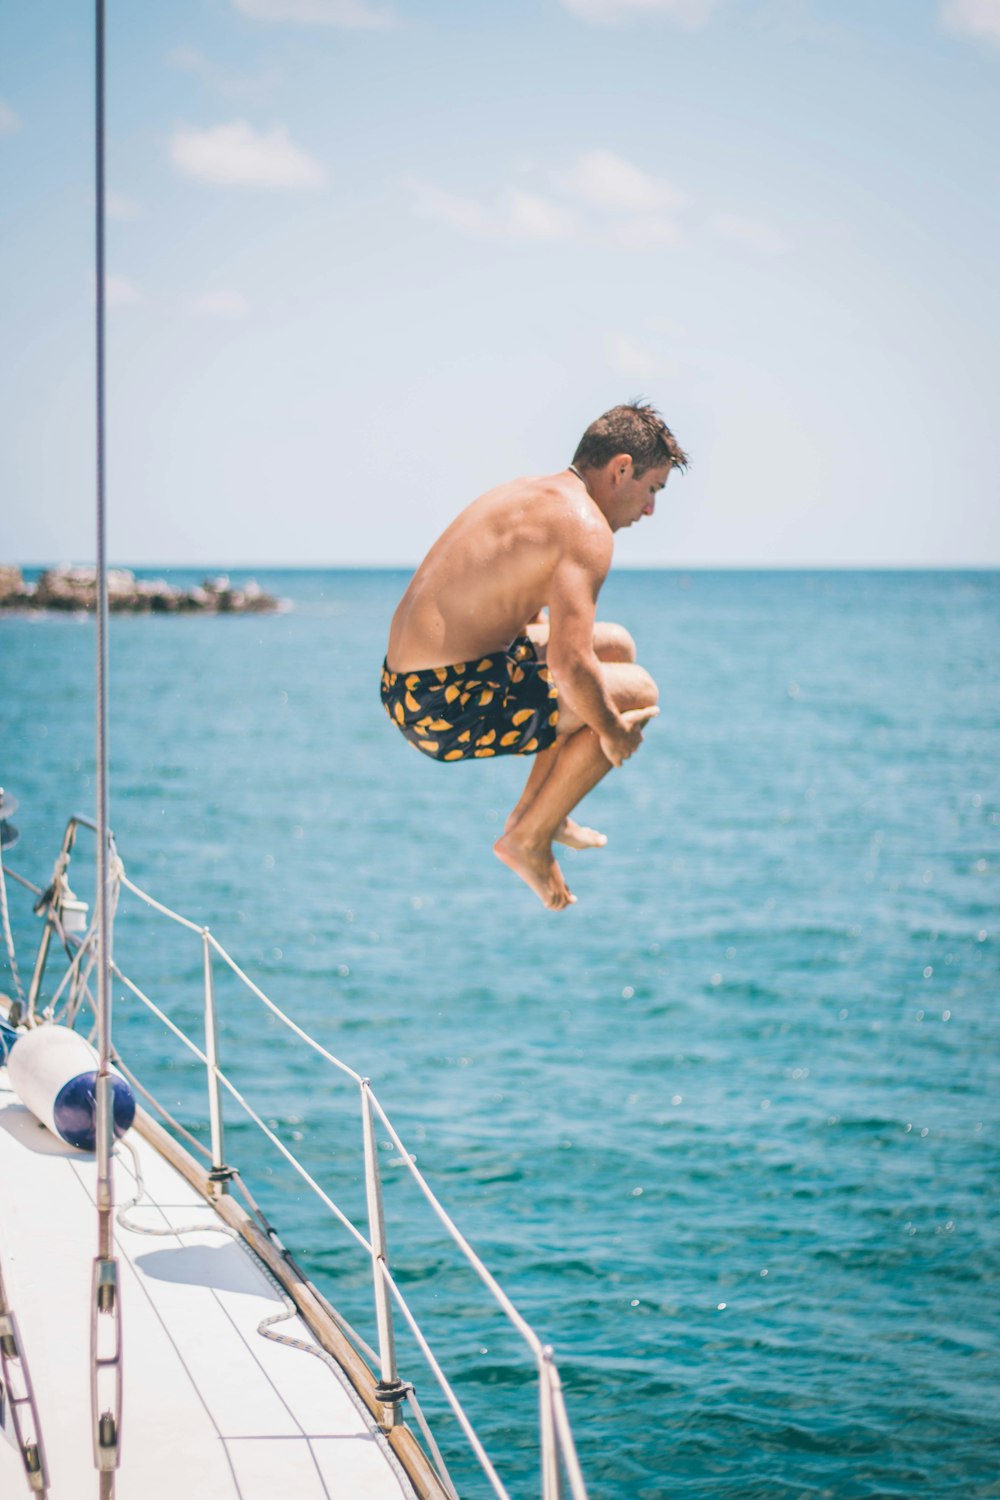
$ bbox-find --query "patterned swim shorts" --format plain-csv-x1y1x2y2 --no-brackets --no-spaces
380,636,559,762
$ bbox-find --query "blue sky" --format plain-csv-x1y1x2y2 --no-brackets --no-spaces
1,0,998,567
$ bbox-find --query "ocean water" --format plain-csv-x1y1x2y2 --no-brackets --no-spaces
1,568,998,1500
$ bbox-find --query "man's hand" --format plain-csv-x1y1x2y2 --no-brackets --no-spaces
599,705,659,768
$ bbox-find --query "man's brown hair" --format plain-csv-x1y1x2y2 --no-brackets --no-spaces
572,401,689,477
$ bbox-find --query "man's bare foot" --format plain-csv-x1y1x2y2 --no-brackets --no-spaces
493,831,577,910
505,811,606,850
554,817,607,850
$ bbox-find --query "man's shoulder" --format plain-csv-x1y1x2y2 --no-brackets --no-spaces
500,472,572,505
540,477,613,563
512,471,605,523
492,472,611,570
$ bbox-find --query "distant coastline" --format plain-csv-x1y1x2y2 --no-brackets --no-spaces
0,566,281,614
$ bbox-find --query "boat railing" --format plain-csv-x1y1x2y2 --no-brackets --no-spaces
4,817,590,1500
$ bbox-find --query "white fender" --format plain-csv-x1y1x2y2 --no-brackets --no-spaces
6,1025,135,1150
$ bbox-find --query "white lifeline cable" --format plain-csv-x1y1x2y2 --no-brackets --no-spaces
101,862,590,1496
0,852,26,1006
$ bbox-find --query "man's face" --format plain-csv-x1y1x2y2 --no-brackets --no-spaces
611,460,673,531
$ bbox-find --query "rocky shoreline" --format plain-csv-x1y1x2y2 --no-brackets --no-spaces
0,566,281,614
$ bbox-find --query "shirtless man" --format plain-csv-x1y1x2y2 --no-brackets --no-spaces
381,402,688,911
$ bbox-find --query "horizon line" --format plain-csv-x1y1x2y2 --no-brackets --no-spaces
7,561,1000,574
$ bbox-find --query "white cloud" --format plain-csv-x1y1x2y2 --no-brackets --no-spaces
505,191,577,240
561,0,719,26
609,216,683,249
408,180,491,235
408,180,577,241
168,47,282,101
607,333,675,380
106,275,143,306
195,289,251,319
0,100,21,134
558,148,686,248
409,148,692,250
170,44,210,72
170,120,326,189
107,190,140,221
708,212,789,256
563,149,687,214
407,145,695,249
940,0,1000,43
232,0,391,26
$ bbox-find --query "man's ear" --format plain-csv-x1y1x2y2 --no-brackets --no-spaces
609,453,633,487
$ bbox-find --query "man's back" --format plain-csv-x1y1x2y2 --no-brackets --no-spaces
386,472,602,671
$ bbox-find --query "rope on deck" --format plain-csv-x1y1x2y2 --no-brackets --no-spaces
113,1136,433,1500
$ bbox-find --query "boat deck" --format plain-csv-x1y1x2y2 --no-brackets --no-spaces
0,1067,417,1500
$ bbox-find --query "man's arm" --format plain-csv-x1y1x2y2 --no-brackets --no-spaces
545,530,646,767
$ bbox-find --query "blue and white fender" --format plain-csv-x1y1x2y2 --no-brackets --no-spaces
6,1024,135,1150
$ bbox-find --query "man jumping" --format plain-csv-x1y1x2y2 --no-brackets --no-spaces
381,402,688,911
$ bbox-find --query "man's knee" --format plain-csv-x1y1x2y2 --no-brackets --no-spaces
594,621,637,664
605,661,658,711
636,665,659,706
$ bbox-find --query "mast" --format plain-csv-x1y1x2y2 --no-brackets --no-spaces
91,0,122,1491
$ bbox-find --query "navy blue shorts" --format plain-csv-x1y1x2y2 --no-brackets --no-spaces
381,636,559,761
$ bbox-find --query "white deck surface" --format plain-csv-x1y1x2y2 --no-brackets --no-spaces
0,1068,417,1500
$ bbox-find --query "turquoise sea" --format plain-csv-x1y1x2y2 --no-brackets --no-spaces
1,569,998,1499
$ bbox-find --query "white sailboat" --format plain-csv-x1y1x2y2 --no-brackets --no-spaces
0,8,592,1498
